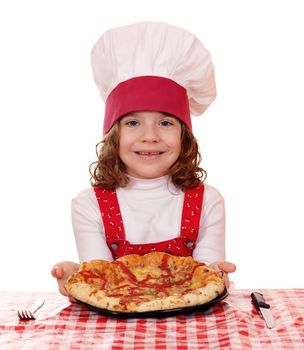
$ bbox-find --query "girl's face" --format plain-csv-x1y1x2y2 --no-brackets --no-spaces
119,111,182,179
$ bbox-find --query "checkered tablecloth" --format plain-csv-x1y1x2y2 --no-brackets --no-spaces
0,289,304,349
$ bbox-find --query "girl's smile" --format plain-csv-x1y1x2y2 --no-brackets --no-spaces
135,150,164,160
119,111,182,179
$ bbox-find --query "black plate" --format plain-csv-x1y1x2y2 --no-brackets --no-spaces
77,288,228,318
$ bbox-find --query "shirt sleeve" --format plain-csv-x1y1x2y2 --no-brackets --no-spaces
71,188,113,262
192,185,226,265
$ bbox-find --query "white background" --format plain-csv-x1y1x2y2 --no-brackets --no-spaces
0,0,303,291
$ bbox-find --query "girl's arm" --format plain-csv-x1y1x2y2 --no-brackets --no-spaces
71,188,113,262
209,261,236,288
192,185,226,264
51,261,79,297
52,189,112,299
192,185,237,286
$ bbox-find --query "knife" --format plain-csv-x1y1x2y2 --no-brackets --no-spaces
251,292,276,329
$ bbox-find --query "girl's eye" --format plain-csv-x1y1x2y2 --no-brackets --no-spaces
160,120,174,126
126,120,139,126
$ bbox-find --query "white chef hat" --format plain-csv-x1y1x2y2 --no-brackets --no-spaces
91,22,216,134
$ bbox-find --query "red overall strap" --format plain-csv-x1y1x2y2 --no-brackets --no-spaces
180,184,205,243
93,186,126,241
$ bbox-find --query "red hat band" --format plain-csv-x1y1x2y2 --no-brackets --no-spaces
103,76,191,134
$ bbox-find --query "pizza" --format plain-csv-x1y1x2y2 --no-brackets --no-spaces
65,252,225,313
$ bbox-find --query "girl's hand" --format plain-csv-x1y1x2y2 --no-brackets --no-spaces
51,261,79,301
208,261,236,288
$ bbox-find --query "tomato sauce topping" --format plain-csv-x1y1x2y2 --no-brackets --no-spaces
102,257,210,301
80,271,107,289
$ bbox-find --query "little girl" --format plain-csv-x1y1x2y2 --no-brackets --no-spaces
52,22,236,296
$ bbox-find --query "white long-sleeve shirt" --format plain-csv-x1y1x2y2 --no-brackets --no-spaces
71,175,225,265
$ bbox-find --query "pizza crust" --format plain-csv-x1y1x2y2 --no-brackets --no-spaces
135,281,224,312
65,252,225,312
67,283,121,310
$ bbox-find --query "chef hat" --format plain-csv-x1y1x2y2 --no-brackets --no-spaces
91,22,216,135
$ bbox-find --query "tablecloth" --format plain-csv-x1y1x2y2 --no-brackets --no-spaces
1,289,304,349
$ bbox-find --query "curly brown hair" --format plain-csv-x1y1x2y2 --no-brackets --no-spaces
89,122,207,190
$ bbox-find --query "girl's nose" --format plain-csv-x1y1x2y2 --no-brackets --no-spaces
140,125,160,142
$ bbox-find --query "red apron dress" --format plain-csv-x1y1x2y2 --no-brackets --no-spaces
93,185,204,259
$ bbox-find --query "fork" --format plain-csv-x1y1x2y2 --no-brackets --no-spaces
17,298,45,320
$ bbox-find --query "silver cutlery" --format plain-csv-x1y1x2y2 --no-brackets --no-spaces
251,292,276,329
17,298,45,320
